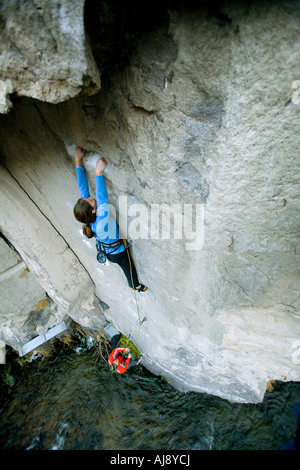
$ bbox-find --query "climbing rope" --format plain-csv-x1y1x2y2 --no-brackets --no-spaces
123,239,146,350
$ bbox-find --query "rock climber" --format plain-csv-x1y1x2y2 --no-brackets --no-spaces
108,333,140,374
73,146,147,292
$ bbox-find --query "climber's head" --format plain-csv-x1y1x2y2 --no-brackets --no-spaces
109,362,118,372
73,197,97,238
73,197,97,224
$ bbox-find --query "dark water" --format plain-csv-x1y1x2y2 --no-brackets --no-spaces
0,338,299,451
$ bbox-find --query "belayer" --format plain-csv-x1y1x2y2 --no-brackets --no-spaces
73,146,147,292
108,333,140,374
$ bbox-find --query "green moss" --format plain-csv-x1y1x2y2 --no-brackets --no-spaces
16,353,32,366
0,364,15,387
117,334,141,359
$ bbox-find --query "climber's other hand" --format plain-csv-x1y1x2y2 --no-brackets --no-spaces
95,157,107,175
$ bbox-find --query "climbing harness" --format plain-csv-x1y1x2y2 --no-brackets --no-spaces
95,238,122,264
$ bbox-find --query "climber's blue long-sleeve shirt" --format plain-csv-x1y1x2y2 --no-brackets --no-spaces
76,166,125,255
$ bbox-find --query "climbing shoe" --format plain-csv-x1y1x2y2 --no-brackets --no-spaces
136,284,148,292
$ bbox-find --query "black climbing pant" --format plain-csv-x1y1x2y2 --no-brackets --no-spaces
107,248,139,289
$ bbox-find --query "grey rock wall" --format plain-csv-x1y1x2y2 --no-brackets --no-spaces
0,0,100,112
0,0,299,403
0,235,51,351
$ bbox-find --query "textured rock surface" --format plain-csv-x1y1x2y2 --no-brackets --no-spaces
0,163,103,349
0,0,100,112
0,235,52,351
0,0,299,403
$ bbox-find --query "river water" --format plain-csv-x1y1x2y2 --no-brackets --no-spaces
0,336,299,451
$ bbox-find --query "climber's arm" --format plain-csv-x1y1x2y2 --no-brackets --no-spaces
75,146,90,198
113,347,128,356
95,157,108,206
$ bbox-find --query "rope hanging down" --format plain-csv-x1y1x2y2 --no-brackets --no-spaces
123,240,146,346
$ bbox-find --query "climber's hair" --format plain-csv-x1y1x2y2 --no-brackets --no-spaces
73,198,96,239
82,224,93,238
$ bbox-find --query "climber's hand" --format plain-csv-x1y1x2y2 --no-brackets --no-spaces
125,348,130,353
95,157,107,176
75,146,85,166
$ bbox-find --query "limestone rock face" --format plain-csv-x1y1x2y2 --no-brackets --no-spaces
0,235,52,351
0,0,100,112
0,0,299,403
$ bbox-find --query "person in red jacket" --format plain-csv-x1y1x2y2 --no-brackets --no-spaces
108,333,140,374
108,346,132,374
